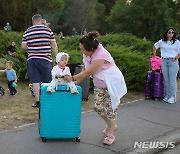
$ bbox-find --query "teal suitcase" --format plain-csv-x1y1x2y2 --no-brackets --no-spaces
39,83,82,142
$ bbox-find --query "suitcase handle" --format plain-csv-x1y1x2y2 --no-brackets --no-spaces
55,85,70,92
55,89,70,92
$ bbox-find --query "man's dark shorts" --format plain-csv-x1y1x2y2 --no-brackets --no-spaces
27,58,53,83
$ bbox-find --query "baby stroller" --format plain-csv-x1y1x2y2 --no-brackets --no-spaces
0,86,5,96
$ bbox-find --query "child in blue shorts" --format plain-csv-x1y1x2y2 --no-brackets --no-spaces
0,61,17,95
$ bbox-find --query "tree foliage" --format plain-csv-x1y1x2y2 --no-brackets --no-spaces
0,0,65,31
0,0,179,41
57,0,100,35
108,0,179,41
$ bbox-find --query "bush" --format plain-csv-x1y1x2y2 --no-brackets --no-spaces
100,33,153,56
0,31,152,91
56,36,80,51
2,46,28,81
106,45,149,91
0,30,23,56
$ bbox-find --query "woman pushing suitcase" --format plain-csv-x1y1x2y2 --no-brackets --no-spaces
65,31,127,145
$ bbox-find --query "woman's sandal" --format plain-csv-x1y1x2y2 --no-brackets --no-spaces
102,125,117,138
102,128,108,137
103,134,115,145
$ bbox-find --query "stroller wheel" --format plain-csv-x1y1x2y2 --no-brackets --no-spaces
0,86,5,96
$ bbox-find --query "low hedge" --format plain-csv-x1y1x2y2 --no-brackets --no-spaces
0,30,23,56
0,31,152,91
99,33,153,56
106,45,149,90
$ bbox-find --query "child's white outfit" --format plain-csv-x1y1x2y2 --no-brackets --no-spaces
47,65,78,94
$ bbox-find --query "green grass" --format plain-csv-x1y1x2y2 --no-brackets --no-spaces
0,76,95,131
0,75,144,132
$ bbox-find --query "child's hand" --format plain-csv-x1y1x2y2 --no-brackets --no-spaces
55,74,61,79
12,82,17,88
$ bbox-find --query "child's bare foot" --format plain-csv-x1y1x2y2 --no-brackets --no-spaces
71,91,79,94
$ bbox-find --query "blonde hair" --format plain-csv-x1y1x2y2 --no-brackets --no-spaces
41,19,50,26
41,19,46,25
6,61,13,66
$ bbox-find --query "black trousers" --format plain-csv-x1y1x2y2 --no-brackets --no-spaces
8,80,17,94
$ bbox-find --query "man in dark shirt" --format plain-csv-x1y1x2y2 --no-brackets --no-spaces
7,41,16,57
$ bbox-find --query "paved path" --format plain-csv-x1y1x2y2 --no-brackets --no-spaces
0,92,180,154
158,144,180,154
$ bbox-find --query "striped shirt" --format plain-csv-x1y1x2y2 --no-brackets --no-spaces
22,25,56,62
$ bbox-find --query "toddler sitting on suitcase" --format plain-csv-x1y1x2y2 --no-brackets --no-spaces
46,52,78,94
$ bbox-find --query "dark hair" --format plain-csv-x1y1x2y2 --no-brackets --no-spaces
177,34,180,41
162,27,176,44
79,31,99,51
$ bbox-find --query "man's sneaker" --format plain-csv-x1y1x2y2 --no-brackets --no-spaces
46,87,53,94
163,95,169,102
166,96,175,104
32,102,40,108
10,92,15,96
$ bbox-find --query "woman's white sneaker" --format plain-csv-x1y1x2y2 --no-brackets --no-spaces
166,96,175,104
163,95,169,102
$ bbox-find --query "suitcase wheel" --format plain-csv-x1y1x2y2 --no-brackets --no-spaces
75,137,80,142
42,137,47,142
0,91,5,96
145,97,150,100
82,98,88,101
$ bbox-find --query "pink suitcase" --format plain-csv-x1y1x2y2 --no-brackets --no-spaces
150,56,162,71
